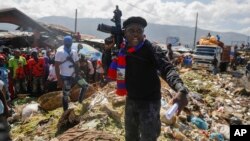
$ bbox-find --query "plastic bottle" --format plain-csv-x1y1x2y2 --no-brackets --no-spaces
209,133,224,141
165,103,178,120
189,116,208,130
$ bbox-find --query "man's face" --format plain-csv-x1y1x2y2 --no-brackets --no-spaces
14,51,20,58
104,43,114,50
64,43,72,48
124,24,144,47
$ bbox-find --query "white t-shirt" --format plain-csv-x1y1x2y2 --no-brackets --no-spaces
87,60,95,75
96,60,104,74
55,47,79,77
47,65,57,81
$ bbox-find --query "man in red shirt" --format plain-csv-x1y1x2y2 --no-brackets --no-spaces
27,51,45,95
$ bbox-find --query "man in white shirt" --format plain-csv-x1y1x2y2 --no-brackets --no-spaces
55,36,88,111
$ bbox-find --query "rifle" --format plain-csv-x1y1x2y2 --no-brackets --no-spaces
97,5,123,55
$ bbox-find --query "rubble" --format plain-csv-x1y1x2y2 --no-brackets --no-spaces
21,102,40,120
54,128,121,141
57,109,81,133
9,65,250,141
38,91,64,111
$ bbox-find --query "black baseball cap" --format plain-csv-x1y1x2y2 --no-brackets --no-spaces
123,16,147,29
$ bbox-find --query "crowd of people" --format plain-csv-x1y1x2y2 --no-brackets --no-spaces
0,43,111,116
0,45,108,97
0,16,191,141
0,39,111,140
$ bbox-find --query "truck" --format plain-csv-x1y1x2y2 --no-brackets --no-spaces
192,37,231,72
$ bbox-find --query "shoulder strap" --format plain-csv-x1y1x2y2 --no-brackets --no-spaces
125,40,152,64
59,51,75,65
125,52,150,63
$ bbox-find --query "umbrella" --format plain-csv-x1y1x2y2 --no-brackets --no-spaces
58,43,102,61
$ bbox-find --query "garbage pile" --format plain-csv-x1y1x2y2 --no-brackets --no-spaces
9,68,250,141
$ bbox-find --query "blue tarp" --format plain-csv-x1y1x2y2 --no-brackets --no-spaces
58,43,102,61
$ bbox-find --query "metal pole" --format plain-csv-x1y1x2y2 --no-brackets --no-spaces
193,12,198,49
248,36,250,48
75,9,77,33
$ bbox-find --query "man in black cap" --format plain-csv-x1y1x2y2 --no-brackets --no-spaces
112,16,189,141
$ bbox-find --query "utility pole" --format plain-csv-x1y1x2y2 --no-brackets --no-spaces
193,12,198,49
74,9,77,33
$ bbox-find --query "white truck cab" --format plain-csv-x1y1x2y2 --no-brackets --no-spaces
192,45,224,71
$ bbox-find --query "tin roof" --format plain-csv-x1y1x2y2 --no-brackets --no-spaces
0,8,50,32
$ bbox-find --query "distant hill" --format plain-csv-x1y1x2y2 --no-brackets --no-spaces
1,16,248,47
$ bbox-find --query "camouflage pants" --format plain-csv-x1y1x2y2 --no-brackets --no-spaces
61,76,88,111
125,98,161,141
61,76,76,111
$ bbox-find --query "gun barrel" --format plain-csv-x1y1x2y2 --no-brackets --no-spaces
97,24,113,34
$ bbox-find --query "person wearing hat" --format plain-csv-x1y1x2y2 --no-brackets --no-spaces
55,36,88,111
107,16,189,141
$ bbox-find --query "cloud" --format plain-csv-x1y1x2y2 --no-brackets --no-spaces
240,27,250,35
239,18,250,25
0,0,249,35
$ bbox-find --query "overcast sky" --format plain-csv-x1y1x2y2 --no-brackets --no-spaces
1,0,250,35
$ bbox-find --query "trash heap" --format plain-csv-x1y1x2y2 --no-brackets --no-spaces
199,36,224,47
9,68,250,141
